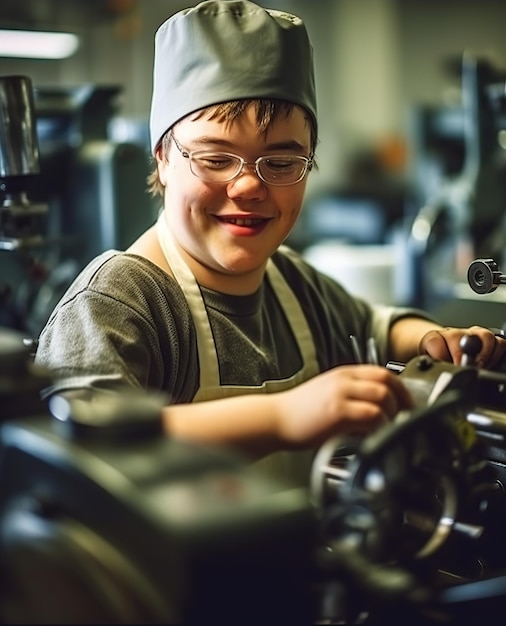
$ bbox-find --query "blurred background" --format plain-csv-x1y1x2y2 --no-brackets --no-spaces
2,0,506,337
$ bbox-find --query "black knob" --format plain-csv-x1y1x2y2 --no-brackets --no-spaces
467,259,506,294
460,334,482,366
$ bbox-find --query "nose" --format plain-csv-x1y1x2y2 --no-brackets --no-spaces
227,162,267,199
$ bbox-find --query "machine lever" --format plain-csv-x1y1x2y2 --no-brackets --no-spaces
460,334,482,366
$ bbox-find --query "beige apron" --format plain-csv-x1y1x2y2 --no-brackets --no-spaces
157,214,320,487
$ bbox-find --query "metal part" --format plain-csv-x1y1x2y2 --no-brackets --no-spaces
311,341,506,623
0,75,40,179
467,258,506,294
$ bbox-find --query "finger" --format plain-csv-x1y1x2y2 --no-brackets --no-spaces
491,337,506,367
344,365,413,415
330,399,390,434
473,330,506,367
346,381,396,418
419,329,452,361
420,327,489,365
347,375,413,418
454,327,505,367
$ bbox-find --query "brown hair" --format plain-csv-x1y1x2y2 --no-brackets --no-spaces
147,98,318,197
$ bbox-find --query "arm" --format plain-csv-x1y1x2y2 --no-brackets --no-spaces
163,364,413,458
165,313,505,457
388,317,444,362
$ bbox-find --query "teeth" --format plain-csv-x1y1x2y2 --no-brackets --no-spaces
225,218,263,226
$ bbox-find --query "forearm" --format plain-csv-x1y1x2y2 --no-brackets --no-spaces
161,361,416,459
388,317,443,363
162,394,283,458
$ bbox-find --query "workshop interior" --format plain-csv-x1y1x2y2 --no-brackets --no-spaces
3,0,506,624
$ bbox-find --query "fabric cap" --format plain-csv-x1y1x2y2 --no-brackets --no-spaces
149,0,317,154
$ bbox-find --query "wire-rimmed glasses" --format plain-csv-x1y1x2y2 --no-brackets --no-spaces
171,133,313,186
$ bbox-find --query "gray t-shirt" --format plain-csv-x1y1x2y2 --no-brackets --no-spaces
35,246,430,401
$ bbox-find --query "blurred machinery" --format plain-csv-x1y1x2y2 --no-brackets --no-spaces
0,330,316,625
0,75,157,338
298,53,506,320
0,75,48,334
406,53,506,318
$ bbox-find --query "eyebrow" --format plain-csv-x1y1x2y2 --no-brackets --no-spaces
189,136,308,153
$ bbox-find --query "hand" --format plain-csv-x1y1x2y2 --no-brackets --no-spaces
419,325,506,368
276,364,414,449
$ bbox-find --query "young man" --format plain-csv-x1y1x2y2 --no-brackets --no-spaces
35,0,505,485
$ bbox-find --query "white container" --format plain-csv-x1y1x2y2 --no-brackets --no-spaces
303,241,398,306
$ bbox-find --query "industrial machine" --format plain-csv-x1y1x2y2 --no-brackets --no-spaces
0,330,316,625
310,262,506,624
0,74,157,338
406,53,506,314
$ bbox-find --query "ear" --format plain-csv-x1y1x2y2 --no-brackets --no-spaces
155,144,164,164
155,145,168,186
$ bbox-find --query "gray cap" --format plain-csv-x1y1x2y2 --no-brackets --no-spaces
149,0,317,154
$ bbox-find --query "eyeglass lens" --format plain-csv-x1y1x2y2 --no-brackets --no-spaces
190,153,308,185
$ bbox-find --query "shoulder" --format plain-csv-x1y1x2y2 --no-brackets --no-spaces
46,250,191,327
84,250,171,286
63,251,178,300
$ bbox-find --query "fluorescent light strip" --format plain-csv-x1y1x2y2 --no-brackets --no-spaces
0,30,79,59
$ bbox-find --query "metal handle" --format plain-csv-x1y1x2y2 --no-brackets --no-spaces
0,75,40,179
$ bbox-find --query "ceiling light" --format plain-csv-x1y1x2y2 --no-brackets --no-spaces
0,30,79,60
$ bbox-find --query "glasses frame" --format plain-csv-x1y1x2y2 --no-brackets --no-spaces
170,133,313,186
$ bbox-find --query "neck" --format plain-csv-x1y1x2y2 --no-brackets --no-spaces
181,247,267,295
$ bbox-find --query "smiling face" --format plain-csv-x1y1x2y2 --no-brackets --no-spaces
156,103,312,294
